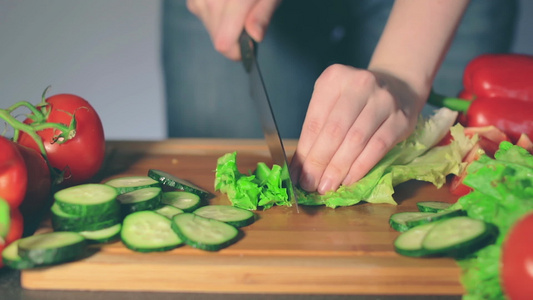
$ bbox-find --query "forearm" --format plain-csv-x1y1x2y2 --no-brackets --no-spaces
368,0,470,105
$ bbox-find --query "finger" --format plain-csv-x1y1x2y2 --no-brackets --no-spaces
342,116,407,186
245,0,281,42
316,97,392,194
299,80,370,193
290,65,345,184
214,0,257,60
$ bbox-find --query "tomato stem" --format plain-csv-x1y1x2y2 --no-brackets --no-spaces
428,91,471,113
5,101,46,122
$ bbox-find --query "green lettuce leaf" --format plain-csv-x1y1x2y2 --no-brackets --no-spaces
214,152,289,210
454,141,533,300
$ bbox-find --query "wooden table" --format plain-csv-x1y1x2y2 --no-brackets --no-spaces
20,139,464,296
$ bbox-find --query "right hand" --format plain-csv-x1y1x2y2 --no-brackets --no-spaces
187,0,281,60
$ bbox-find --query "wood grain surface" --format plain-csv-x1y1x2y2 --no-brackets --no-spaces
21,139,464,295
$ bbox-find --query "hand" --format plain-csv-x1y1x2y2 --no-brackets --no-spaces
187,0,281,60
290,64,425,194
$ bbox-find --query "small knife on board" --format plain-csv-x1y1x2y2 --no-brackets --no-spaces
239,30,299,213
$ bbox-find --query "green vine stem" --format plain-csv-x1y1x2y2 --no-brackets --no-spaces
428,91,471,113
0,104,74,183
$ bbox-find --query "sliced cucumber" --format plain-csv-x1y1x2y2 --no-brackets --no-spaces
17,231,86,265
416,201,452,213
50,202,120,232
117,187,162,215
121,211,182,252
389,212,434,232
404,209,465,228
54,183,119,216
171,213,239,251
193,205,255,228
421,216,497,258
148,169,210,199
161,191,202,212
79,223,122,244
394,222,439,257
2,240,36,269
105,176,160,194
154,205,184,219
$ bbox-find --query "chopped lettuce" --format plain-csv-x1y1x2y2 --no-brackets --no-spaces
298,108,475,208
214,152,289,210
453,141,533,300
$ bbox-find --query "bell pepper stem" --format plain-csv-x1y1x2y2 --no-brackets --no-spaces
428,91,471,113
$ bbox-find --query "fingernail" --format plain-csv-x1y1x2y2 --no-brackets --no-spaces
300,173,316,192
318,177,335,195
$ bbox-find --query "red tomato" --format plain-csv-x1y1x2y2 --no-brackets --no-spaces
17,94,105,186
0,136,28,208
14,144,52,218
501,212,533,300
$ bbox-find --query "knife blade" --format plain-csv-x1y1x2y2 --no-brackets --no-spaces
239,31,299,213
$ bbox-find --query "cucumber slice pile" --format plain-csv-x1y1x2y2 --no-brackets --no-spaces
392,201,497,258
2,169,256,270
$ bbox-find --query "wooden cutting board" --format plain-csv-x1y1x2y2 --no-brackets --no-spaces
21,139,464,295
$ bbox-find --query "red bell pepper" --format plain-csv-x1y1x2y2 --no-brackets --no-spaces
462,54,533,101
429,54,533,144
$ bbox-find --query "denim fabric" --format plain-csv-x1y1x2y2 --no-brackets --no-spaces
162,0,517,138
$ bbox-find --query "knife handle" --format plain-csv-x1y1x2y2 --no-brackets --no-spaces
239,30,257,73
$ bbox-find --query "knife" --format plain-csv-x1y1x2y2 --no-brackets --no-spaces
239,31,299,213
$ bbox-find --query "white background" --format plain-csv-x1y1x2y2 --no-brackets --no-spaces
0,0,532,140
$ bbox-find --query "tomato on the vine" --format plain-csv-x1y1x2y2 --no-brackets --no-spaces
501,212,533,300
17,94,105,186
0,136,28,209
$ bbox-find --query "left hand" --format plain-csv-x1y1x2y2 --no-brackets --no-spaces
290,64,425,194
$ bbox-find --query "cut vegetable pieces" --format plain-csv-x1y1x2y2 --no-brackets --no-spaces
421,216,497,258
405,209,465,228
50,202,120,232
2,240,36,269
79,223,122,244
389,209,465,232
117,187,162,215
416,201,452,213
389,212,434,232
394,216,498,258
105,176,160,194
17,231,86,265
121,211,182,252
148,169,210,198
154,205,184,219
193,205,255,228
394,222,438,257
54,183,119,216
162,191,202,212
171,213,239,251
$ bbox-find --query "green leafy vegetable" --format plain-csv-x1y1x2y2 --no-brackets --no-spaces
214,152,289,210
452,141,533,300
298,108,474,208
